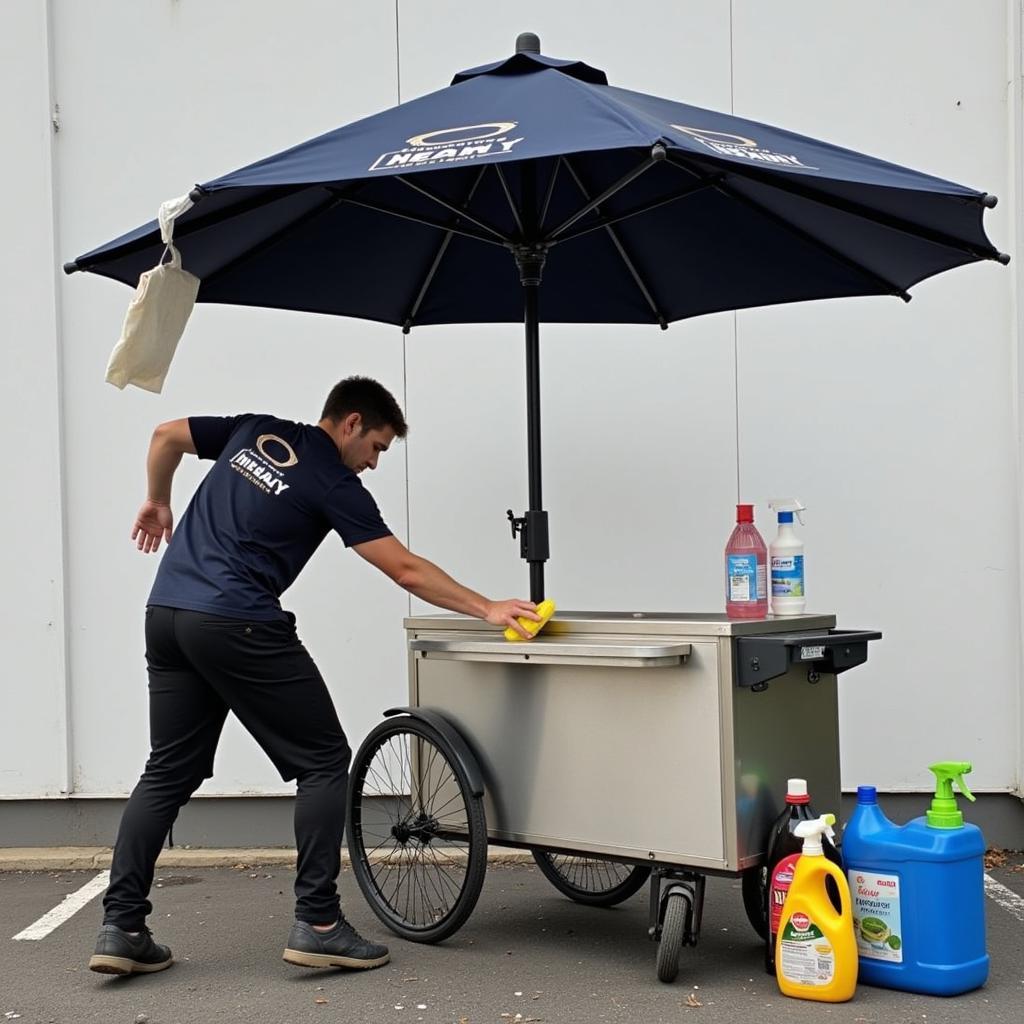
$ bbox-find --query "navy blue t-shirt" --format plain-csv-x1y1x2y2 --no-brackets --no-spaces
148,414,392,620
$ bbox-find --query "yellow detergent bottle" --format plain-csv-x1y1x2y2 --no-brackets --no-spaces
776,814,858,1002
503,599,556,641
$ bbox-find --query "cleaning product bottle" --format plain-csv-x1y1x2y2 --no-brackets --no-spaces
725,504,768,619
841,764,988,995
775,814,858,1002
763,778,842,976
768,499,806,616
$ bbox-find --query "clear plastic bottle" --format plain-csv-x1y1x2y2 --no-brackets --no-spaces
768,499,806,616
725,504,768,618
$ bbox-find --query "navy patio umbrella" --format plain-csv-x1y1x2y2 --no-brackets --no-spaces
66,33,1008,601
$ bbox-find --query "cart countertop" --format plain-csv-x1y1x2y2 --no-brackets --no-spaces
403,611,837,637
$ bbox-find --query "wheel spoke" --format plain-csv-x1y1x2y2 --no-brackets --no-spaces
549,854,633,892
534,851,649,906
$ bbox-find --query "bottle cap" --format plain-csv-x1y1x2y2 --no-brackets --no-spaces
736,504,754,523
926,761,974,828
778,511,794,524
785,778,810,804
857,785,878,804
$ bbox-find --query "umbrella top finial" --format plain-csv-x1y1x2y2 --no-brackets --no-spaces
516,32,541,55
452,40,607,86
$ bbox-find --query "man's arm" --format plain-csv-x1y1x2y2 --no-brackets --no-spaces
353,535,538,638
132,419,196,553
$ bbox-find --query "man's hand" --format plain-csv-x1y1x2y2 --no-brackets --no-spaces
132,499,174,553
484,599,540,639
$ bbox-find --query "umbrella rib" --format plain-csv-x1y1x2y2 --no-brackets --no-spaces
665,158,911,300
493,164,525,238
394,175,511,242
545,146,666,242
561,157,667,327
402,166,489,332
201,189,348,286
68,184,305,275
668,152,1005,264
334,194,506,247
728,180,910,300
554,179,717,245
538,159,560,233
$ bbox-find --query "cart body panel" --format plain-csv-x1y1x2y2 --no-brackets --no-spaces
404,612,843,872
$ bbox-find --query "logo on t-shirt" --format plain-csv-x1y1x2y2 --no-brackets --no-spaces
229,434,296,496
256,434,298,468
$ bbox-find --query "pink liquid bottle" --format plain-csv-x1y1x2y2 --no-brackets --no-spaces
725,503,768,619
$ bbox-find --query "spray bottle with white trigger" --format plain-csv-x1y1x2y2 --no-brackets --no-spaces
768,499,806,616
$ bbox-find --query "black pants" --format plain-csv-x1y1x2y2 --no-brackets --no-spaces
103,606,351,931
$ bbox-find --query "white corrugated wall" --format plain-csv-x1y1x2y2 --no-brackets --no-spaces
1,0,1020,804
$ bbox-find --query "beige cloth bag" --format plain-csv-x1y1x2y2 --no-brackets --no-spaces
105,195,200,393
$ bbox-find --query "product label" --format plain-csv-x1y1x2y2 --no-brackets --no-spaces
779,912,835,985
771,554,804,597
769,854,800,937
848,869,903,963
727,555,764,601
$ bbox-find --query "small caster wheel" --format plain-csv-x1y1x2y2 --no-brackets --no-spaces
656,890,690,983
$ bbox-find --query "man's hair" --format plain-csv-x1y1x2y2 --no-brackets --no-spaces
321,376,408,438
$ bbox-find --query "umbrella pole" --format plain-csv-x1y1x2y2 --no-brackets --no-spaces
524,282,547,602
509,244,549,603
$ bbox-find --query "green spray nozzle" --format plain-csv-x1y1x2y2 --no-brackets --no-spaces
926,761,975,829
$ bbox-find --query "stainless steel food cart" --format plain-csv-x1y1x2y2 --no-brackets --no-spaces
345,611,879,982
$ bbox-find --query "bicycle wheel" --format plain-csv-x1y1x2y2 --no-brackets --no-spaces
347,716,487,943
531,850,651,907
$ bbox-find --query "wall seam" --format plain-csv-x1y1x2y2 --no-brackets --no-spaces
395,0,402,105
1012,0,1024,798
396,0,412,619
43,0,74,796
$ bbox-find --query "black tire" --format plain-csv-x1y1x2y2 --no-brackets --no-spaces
531,850,651,907
741,867,769,941
346,716,487,943
656,891,689,984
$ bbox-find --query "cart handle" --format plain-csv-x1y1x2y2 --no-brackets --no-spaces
735,629,882,690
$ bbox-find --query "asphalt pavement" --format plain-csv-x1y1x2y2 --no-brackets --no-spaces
2,856,1022,1024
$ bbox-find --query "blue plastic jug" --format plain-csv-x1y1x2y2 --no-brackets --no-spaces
841,765,988,996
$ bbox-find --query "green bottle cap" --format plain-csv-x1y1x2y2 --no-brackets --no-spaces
926,761,975,828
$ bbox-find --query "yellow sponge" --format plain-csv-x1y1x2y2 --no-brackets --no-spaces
504,599,556,642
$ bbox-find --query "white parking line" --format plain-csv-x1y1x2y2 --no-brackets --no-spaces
12,870,110,941
984,872,1024,923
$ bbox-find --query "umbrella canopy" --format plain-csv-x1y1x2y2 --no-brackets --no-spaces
67,35,1006,325
67,33,1008,599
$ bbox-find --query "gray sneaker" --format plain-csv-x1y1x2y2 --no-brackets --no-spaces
283,918,390,969
89,924,173,975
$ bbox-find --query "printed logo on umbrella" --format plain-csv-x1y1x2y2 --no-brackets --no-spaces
670,125,818,170
370,122,525,171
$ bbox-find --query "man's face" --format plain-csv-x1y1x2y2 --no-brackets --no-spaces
340,416,395,474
